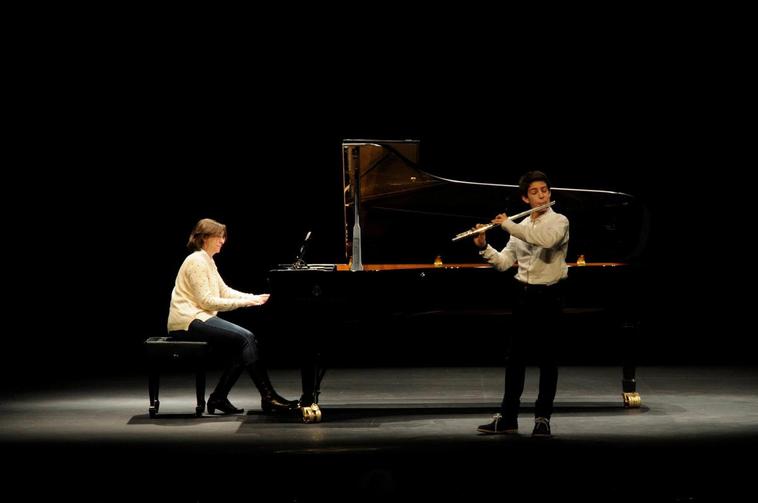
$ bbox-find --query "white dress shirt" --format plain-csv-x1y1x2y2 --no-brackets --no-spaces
479,207,569,285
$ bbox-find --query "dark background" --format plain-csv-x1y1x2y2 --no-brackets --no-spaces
5,40,752,392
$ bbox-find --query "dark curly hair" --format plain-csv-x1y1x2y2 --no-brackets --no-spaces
518,171,550,197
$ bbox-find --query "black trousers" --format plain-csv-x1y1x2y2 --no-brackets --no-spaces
501,282,562,420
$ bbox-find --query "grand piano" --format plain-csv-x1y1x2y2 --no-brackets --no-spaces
267,139,649,422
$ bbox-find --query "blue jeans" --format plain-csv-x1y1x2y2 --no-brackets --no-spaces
170,317,260,398
174,316,259,366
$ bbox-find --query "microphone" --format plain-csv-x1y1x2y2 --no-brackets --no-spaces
294,231,312,268
299,231,311,256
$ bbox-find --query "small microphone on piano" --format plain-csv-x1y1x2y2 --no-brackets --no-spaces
294,231,312,269
299,231,312,255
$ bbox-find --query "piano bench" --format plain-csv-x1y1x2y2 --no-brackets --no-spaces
144,337,209,418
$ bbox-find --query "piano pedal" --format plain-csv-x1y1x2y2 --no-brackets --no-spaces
301,403,322,423
623,392,641,408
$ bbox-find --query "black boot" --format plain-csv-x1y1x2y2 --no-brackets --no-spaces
208,363,245,414
208,395,244,414
249,365,299,413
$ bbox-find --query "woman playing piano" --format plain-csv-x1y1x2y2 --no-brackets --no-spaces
167,218,299,415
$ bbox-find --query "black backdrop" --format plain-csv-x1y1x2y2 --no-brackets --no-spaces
5,57,751,392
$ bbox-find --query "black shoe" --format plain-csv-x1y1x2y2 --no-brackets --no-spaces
532,417,551,437
249,366,299,413
261,394,300,413
477,413,518,434
207,396,244,415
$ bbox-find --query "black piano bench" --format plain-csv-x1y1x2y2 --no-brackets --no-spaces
144,337,209,418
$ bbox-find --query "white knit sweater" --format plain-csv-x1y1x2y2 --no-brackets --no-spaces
167,250,258,332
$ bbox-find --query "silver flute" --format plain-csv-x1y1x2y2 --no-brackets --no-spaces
451,201,556,242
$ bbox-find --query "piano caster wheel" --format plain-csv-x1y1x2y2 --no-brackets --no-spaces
195,405,204,417
302,404,322,423
623,392,641,408
149,400,160,418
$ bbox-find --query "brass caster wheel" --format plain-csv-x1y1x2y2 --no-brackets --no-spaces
302,404,322,423
623,392,641,408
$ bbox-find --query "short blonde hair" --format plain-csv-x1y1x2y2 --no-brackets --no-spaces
187,218,227,251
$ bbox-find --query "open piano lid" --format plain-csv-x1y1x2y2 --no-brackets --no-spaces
341,139,649,266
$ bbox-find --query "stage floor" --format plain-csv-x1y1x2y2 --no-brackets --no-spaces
2,366,757,502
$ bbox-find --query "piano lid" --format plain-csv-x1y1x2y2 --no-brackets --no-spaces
342,139,442,203
341,139,650,266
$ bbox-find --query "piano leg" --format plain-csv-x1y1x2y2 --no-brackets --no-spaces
299,352,324,423
315,363,326,404
300,354,324,406
621,320,641,408
622,365,640,407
